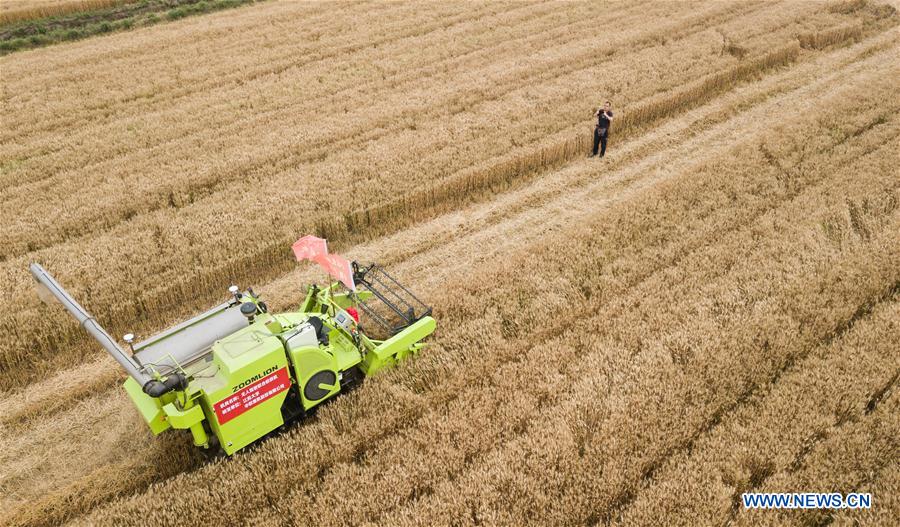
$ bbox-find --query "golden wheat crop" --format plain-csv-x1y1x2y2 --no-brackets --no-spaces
3,0,893,391
1,1,898,526
619,296,900,526
0,0,133,25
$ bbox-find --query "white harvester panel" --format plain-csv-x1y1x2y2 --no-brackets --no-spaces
283,322,318,351
134,302,248,373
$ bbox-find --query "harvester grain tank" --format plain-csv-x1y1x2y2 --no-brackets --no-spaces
30,237,435,455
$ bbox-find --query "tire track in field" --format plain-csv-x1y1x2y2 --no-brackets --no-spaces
609,284,900,526
603,283,900,527
733,391,899,527
725,365,899,526
724,292,900,525
806,410,899,527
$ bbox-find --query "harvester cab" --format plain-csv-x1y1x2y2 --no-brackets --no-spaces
30,237,435,456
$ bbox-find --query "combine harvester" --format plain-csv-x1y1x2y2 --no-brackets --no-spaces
31,236,435,455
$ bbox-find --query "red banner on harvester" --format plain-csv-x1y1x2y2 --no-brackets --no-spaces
292,235,356,290
214,367,291,425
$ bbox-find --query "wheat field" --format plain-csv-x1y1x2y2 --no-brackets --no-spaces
1,1,898,526
0,0,132,24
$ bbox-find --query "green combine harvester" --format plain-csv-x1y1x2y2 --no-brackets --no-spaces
30,236,435,455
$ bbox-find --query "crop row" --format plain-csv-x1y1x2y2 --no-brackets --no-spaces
0,2,784,253
6,5,865,429
260,67,900,527
4,3,882,389
78,43,900,526
614,225,899,524
5,20,896,525
4,28,810,524
0,0,131,25
377,124,899,527
734,382,898,527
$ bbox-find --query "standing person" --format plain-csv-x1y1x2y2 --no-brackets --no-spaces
591,101,614,157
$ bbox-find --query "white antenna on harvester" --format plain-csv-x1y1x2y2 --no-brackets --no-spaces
123,333,135,353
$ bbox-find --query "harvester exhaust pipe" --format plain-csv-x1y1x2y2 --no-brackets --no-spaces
29,263,152,386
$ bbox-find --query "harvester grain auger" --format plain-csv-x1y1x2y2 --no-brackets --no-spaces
30,236,435,455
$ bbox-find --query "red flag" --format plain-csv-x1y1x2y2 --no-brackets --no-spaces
292,236,328,262
315,253,356,291
292,236,355,290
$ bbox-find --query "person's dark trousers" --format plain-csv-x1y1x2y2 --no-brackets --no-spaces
592,127,608,156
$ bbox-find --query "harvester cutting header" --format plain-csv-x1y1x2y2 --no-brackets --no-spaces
31,236,435,455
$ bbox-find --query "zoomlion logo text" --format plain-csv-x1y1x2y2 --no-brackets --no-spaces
233,366,279,392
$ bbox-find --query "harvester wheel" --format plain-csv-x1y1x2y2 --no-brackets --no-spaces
340,366,365,393
200,434,223,461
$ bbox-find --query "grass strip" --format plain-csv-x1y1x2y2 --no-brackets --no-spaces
0,0,260,55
